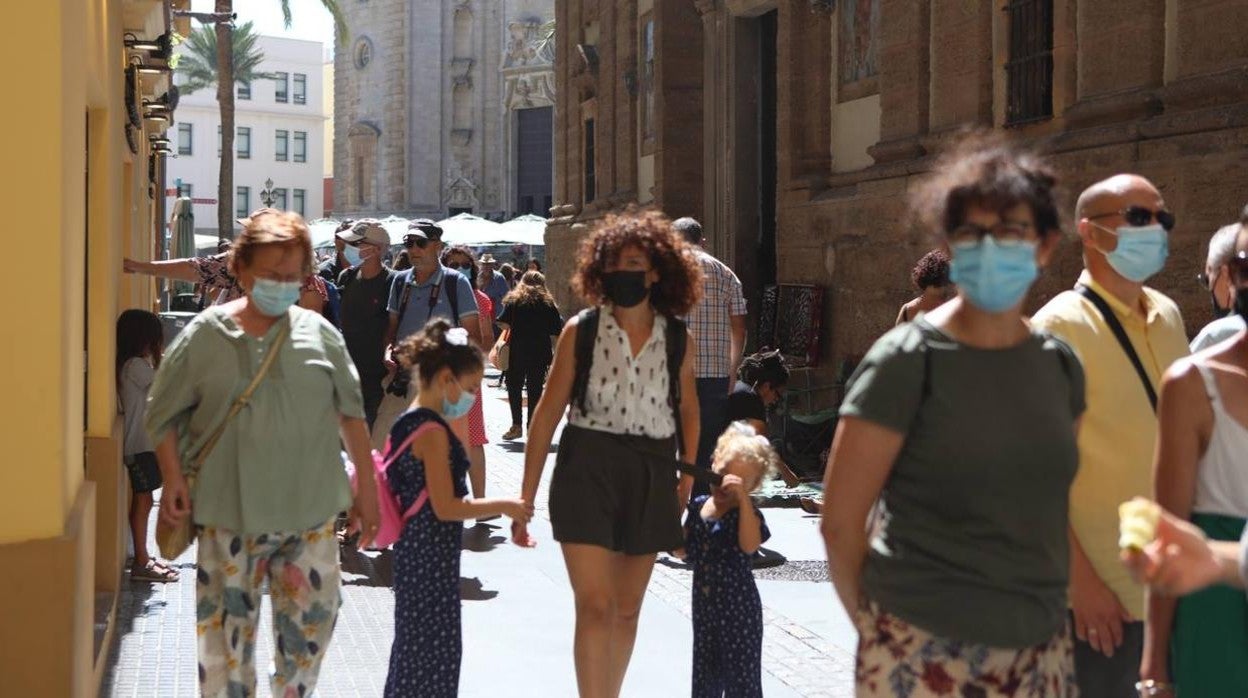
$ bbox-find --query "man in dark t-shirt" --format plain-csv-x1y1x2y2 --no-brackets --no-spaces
336,220,397,427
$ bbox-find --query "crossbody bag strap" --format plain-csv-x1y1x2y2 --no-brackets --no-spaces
185,320,292,484
1075,284,1158,411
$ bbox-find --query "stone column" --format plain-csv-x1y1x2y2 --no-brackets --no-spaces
777,0,831,185
654,0,704,219
927,0,993,132
1065,0,1166,127
696,0,728,259
868,0,930,164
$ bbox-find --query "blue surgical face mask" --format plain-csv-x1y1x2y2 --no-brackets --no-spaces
442,377,476,420
948,237,1039,313
1094,223,1169,282
250,278,302,317
342,245,363,267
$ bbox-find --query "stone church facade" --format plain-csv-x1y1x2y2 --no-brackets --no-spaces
333,0,555,221
548,0,1248,380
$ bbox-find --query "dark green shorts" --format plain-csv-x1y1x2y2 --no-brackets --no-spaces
549,425,683,555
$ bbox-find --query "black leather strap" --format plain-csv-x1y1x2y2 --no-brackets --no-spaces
1075,284,1158,411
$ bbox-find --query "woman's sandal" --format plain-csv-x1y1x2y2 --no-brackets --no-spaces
131,559,179,583
799,497,823,515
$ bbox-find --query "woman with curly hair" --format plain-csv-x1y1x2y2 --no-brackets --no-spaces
513,208,703,698
895,248,953,326
498,271,565,440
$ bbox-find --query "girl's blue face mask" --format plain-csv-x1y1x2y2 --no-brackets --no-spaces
948,237,1039,313
442,376,476,420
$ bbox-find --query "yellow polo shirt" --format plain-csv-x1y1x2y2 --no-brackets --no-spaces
1031,273,1189,618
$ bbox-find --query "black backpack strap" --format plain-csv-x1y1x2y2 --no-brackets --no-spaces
1075,284,1158,411
665,314,689,459
445,274,461,327
570,308,600,416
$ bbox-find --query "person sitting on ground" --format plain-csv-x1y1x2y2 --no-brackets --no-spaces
895,249,952,326
728,349,802,488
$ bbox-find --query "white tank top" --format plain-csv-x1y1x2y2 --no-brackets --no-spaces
1192,362,1248,518
567,309,677,439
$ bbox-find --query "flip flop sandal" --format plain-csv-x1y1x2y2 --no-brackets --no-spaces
131,560,179,583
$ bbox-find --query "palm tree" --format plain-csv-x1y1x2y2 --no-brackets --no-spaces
192,2,348,241
176,22,271,95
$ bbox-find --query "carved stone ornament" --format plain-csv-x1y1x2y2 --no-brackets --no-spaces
503,19,555,69
505,72,556,109
445,161,480,209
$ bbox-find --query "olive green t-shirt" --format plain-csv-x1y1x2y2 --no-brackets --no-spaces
145,306,364,534
840,319,1085,648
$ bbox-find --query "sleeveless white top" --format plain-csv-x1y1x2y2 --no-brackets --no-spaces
568,309,677,439
1192,362,1248,518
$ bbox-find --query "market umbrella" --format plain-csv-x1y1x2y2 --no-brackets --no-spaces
500,214,548,246
306,218,343,248
437,213,506,246
378,215,412,244
168,196,195,295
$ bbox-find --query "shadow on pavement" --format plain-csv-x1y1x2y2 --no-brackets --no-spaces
495,441,558,454
460,576,499,601
462,522,507,552
340,545,395,587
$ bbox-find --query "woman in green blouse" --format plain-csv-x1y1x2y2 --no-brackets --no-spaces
146,210,379,697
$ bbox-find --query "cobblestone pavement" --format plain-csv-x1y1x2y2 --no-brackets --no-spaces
103,377,855,697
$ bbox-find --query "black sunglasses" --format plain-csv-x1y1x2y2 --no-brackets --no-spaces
403,235,432,249
1087,205,1176,231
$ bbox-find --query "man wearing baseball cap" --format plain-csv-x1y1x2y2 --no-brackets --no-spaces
336,219,397,427
372,218,482,449
478,252,510,323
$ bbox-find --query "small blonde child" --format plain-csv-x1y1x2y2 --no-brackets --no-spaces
684,421,777,698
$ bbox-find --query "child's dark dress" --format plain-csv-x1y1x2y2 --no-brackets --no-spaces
685,495,771,698
384,408,470,698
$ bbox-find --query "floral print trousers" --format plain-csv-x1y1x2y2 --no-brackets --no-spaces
196,519,341,698
854,601,1077,698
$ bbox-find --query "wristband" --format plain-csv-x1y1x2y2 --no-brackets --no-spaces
1135,679,1175,696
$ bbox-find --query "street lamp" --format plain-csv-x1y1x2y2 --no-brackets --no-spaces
260,178,276,208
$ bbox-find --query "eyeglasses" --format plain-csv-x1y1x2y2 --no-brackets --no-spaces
403,235,432,249
948,221,1034,246
1086,205,1176,231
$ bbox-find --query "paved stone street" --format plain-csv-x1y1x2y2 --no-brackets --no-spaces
103,376,856,697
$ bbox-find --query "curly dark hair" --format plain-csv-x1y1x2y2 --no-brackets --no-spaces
394,318,485,385
913,131,1062,240
738,349,790,388
911,249,951,291
572,208,704,316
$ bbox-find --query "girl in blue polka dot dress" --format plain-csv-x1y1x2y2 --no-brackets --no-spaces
383,319,531,698
684,422,775,698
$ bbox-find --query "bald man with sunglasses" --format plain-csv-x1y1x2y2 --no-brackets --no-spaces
1032,175,1190,697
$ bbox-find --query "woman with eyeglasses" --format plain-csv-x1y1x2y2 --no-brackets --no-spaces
1141,226,1248,698
441,244,497,504
821,135,1084,696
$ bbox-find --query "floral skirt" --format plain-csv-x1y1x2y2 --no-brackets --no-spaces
854,601,1076,698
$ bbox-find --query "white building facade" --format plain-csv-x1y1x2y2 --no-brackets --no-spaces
169,35,328,234
333,0,555,221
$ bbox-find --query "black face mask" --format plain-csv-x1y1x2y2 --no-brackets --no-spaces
1212,290,1231,318
603,271,649,308
1235,286,1248,323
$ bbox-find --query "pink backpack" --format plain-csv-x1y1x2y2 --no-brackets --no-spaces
347,422,440,548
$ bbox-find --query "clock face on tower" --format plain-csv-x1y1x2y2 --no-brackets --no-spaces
354,38,372,70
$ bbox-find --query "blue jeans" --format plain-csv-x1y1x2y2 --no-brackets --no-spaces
693,377,731,498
